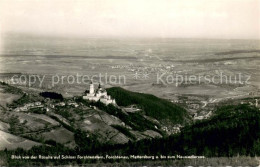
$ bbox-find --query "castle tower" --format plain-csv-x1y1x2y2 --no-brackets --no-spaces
98,83,101,89
89,82,94,94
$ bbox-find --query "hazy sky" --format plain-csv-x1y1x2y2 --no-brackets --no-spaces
0,0,259,39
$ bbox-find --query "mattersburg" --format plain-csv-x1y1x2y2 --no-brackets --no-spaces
130,155,155,160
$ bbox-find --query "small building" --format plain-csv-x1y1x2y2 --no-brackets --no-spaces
194,116,204,120
20,106,28,112
56,102,65,107
25,103,34,108
123,105,141,113
14,108,21,112
35,102,42,106
68,102,79,108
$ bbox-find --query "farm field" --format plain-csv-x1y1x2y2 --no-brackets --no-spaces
0,130,41,150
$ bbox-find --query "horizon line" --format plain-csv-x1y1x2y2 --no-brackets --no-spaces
2,32,260,41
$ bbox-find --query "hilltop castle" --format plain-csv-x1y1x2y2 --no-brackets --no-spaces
83,82,116,105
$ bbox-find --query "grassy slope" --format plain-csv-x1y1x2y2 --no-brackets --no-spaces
107,87,190,124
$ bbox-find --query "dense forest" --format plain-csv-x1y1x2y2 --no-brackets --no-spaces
109,104,260,157
39,92,64,101
1,104,260,166
107,87,190,124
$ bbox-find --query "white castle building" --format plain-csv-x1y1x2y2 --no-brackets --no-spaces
83,82,116,105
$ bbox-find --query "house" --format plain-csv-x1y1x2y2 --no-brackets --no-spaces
68,102,79,108
50,104,55,109
56,102,65,106
123,105,141,113
25,103,34,108
194,116,204,120
35,102,42,106
20,106,28,112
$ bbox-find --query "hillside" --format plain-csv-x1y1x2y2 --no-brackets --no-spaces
107,87,190,124
1,82,185,152
110,104,260,157
1,104,260,166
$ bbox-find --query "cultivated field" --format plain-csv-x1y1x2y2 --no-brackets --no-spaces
0,130,41,150
0,89,21,108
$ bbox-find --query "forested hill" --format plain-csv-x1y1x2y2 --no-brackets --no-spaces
107,87,190,124
113,104,260,157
